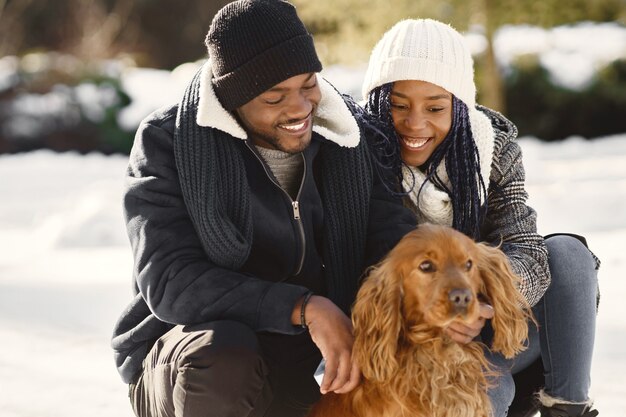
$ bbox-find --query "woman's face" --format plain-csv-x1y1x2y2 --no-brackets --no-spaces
390,80,453,167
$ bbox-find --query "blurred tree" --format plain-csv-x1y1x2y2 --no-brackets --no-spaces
4,0,624,72
0,0,230,68
132,0,230,68
0,0,36,56
69,0,137,60
506,56,626,140
294,0,626,111
465,0,626,116
294,0,452,69
1,0,624,153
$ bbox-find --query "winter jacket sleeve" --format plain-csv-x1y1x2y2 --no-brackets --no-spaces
124,106,309,334
481,122,551,307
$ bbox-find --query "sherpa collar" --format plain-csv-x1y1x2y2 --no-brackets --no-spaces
196,60,360,148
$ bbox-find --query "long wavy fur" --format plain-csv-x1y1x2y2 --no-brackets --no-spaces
475,242,534,358
308,224,533,417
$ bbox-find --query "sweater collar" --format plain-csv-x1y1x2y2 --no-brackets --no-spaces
196,60,360,148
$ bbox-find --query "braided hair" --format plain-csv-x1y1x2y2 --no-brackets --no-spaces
365,82,488,239
363,84,409,196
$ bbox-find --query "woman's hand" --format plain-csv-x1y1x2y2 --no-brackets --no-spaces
444,303,494,344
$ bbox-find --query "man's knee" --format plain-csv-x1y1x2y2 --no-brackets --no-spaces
176,320,261,363
175,320,268,392
139,321,272,417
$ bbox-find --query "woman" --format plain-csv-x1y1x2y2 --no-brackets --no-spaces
361,19,600,417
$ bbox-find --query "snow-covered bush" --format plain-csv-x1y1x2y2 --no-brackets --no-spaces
0,53,133,154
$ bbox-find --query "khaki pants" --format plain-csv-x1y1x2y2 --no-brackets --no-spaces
129,320,322,417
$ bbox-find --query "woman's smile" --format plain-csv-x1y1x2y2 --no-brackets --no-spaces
400,135,431,150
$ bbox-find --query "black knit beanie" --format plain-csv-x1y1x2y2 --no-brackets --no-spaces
206,0,322,111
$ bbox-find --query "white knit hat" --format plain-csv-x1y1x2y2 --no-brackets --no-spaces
362,19,476,108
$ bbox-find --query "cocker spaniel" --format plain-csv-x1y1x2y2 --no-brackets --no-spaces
308,224,533,417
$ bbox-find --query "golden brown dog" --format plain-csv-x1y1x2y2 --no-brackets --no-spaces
308,224,533,417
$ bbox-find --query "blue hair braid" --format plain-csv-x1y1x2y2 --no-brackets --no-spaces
365,83,488,239
363,84,412,196
335,92,407,196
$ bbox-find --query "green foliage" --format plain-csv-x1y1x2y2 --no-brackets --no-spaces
0,0,230,69
125,0,230,68
477,0,626,27
80,77,134,154
293,0,625,65
0,53,134,154
1,0,625,151
294,0,469,64
505,57,626,140
3,0,624,68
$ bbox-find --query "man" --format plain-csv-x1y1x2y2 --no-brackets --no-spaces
111,1,416,416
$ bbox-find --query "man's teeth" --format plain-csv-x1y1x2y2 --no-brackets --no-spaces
281,121,306,131
403,137,428,149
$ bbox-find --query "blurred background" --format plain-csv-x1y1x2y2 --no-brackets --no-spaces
1,1,625,416
1,0,625,154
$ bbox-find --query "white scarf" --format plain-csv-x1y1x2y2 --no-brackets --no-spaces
402,107,495,226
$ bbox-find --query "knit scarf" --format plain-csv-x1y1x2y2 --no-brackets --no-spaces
172,64,372,311
402,107,495,226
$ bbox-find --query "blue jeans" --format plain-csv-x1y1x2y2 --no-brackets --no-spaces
487,235,598,417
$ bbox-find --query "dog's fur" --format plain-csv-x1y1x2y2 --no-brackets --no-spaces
308,224,533,417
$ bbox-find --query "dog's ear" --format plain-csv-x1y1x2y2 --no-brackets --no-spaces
477,243,533,359
352,258,404,382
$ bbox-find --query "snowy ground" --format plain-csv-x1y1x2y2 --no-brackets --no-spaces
1,135,625,416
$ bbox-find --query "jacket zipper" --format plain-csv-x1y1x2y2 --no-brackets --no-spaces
246,143,307,276
292,156,307,275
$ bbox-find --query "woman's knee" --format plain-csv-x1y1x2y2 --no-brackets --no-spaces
488,371,516,417
545,235,589,258
544,235,597,290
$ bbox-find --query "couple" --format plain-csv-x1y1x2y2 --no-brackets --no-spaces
111,1,599,416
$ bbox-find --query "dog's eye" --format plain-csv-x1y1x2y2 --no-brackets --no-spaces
419,261,435,273
465,260,473,270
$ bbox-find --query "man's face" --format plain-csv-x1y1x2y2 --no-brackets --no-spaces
235,73,321,154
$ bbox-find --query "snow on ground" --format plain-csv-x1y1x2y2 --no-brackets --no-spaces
0,151,134,417
0,135,625,416
522,135,626,412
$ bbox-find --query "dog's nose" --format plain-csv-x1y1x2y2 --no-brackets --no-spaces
448,288,473,313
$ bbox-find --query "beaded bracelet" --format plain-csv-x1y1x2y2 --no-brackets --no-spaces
300,292,313,329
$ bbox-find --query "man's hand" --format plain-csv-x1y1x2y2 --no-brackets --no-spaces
444,303,494,344
292,295,360,394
